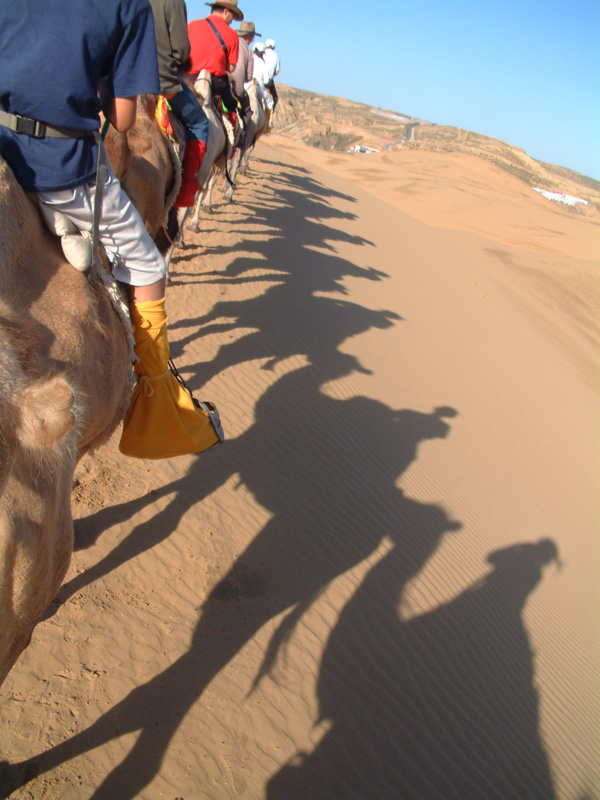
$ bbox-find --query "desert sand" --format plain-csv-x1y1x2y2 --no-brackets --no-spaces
1,137,598,800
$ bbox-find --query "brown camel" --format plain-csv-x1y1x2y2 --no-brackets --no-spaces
104,94,181,254
0,95,177,688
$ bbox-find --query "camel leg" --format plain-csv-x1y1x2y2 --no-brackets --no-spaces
239,141,256,175
224,149,243,202
164,206,192,277
239,152,249,175
187,187,205,233
202,165,221,214
176,206,190,243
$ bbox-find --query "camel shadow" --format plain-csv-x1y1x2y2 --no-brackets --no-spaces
44,158,391,614
173,288,399,392
3,355,461,799
168,165,370,278
267,539,560,799
167,177,387,390
248,157,311,175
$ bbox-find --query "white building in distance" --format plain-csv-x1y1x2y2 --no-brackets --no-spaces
349,144,380,154
534,188,588,207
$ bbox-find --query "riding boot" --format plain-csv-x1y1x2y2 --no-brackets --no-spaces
119,298,223,458
174,139,207,208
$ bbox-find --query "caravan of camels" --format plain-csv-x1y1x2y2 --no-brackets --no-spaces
0,1,272,691
1,4,599,800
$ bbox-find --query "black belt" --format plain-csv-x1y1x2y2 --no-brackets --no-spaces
0,109,93,139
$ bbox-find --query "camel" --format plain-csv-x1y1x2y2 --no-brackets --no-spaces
165,70,227,248
222,79,267,202
0,96,177,688
163,71,229,269
183,71,237,236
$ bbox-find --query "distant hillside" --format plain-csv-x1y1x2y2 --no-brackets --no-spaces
273,84,600,216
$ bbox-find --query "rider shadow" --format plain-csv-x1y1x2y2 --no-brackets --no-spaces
167,181,386,385
247,156,311,175
231,181,369,243
169,163,370,276
267,539,559,800
267,530,557,800
170,197,373,273
242,158,359,210
6,356,461,800
258,171,359,205
171,278,399,392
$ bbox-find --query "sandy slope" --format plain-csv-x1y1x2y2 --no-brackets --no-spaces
0,139,598,800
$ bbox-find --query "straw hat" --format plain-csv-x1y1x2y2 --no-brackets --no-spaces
205,0,244,21
237,21,261,37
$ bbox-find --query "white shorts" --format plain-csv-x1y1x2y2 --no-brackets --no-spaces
38,168,166,287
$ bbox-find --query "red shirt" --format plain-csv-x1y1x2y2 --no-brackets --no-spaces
187,14,239,76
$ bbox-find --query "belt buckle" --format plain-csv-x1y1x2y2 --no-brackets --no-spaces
15,114,46,138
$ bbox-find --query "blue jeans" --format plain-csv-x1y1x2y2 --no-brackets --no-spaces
169,82,209,143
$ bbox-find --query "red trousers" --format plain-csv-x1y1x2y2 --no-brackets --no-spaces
174,139,207,208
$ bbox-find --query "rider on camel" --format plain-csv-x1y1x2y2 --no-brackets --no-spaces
187,1,244,133
148,0,210,209
251,42,274,133
232,21,261,134
264,39,281,111
0,0,222,460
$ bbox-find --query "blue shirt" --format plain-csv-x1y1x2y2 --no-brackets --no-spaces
0,0,160,191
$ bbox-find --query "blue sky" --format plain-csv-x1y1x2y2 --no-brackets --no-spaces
187,0,600,179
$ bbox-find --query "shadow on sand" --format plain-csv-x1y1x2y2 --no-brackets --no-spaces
267,539,559,800
0,155,558,800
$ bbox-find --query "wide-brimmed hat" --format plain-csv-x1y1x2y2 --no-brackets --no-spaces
237,21,261,37
205,0,244,21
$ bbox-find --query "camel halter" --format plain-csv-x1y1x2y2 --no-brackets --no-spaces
86,121,137,366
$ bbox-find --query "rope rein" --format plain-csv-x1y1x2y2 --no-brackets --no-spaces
90,120,136,379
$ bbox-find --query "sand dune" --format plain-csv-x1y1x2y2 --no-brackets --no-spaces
0,139,598,800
